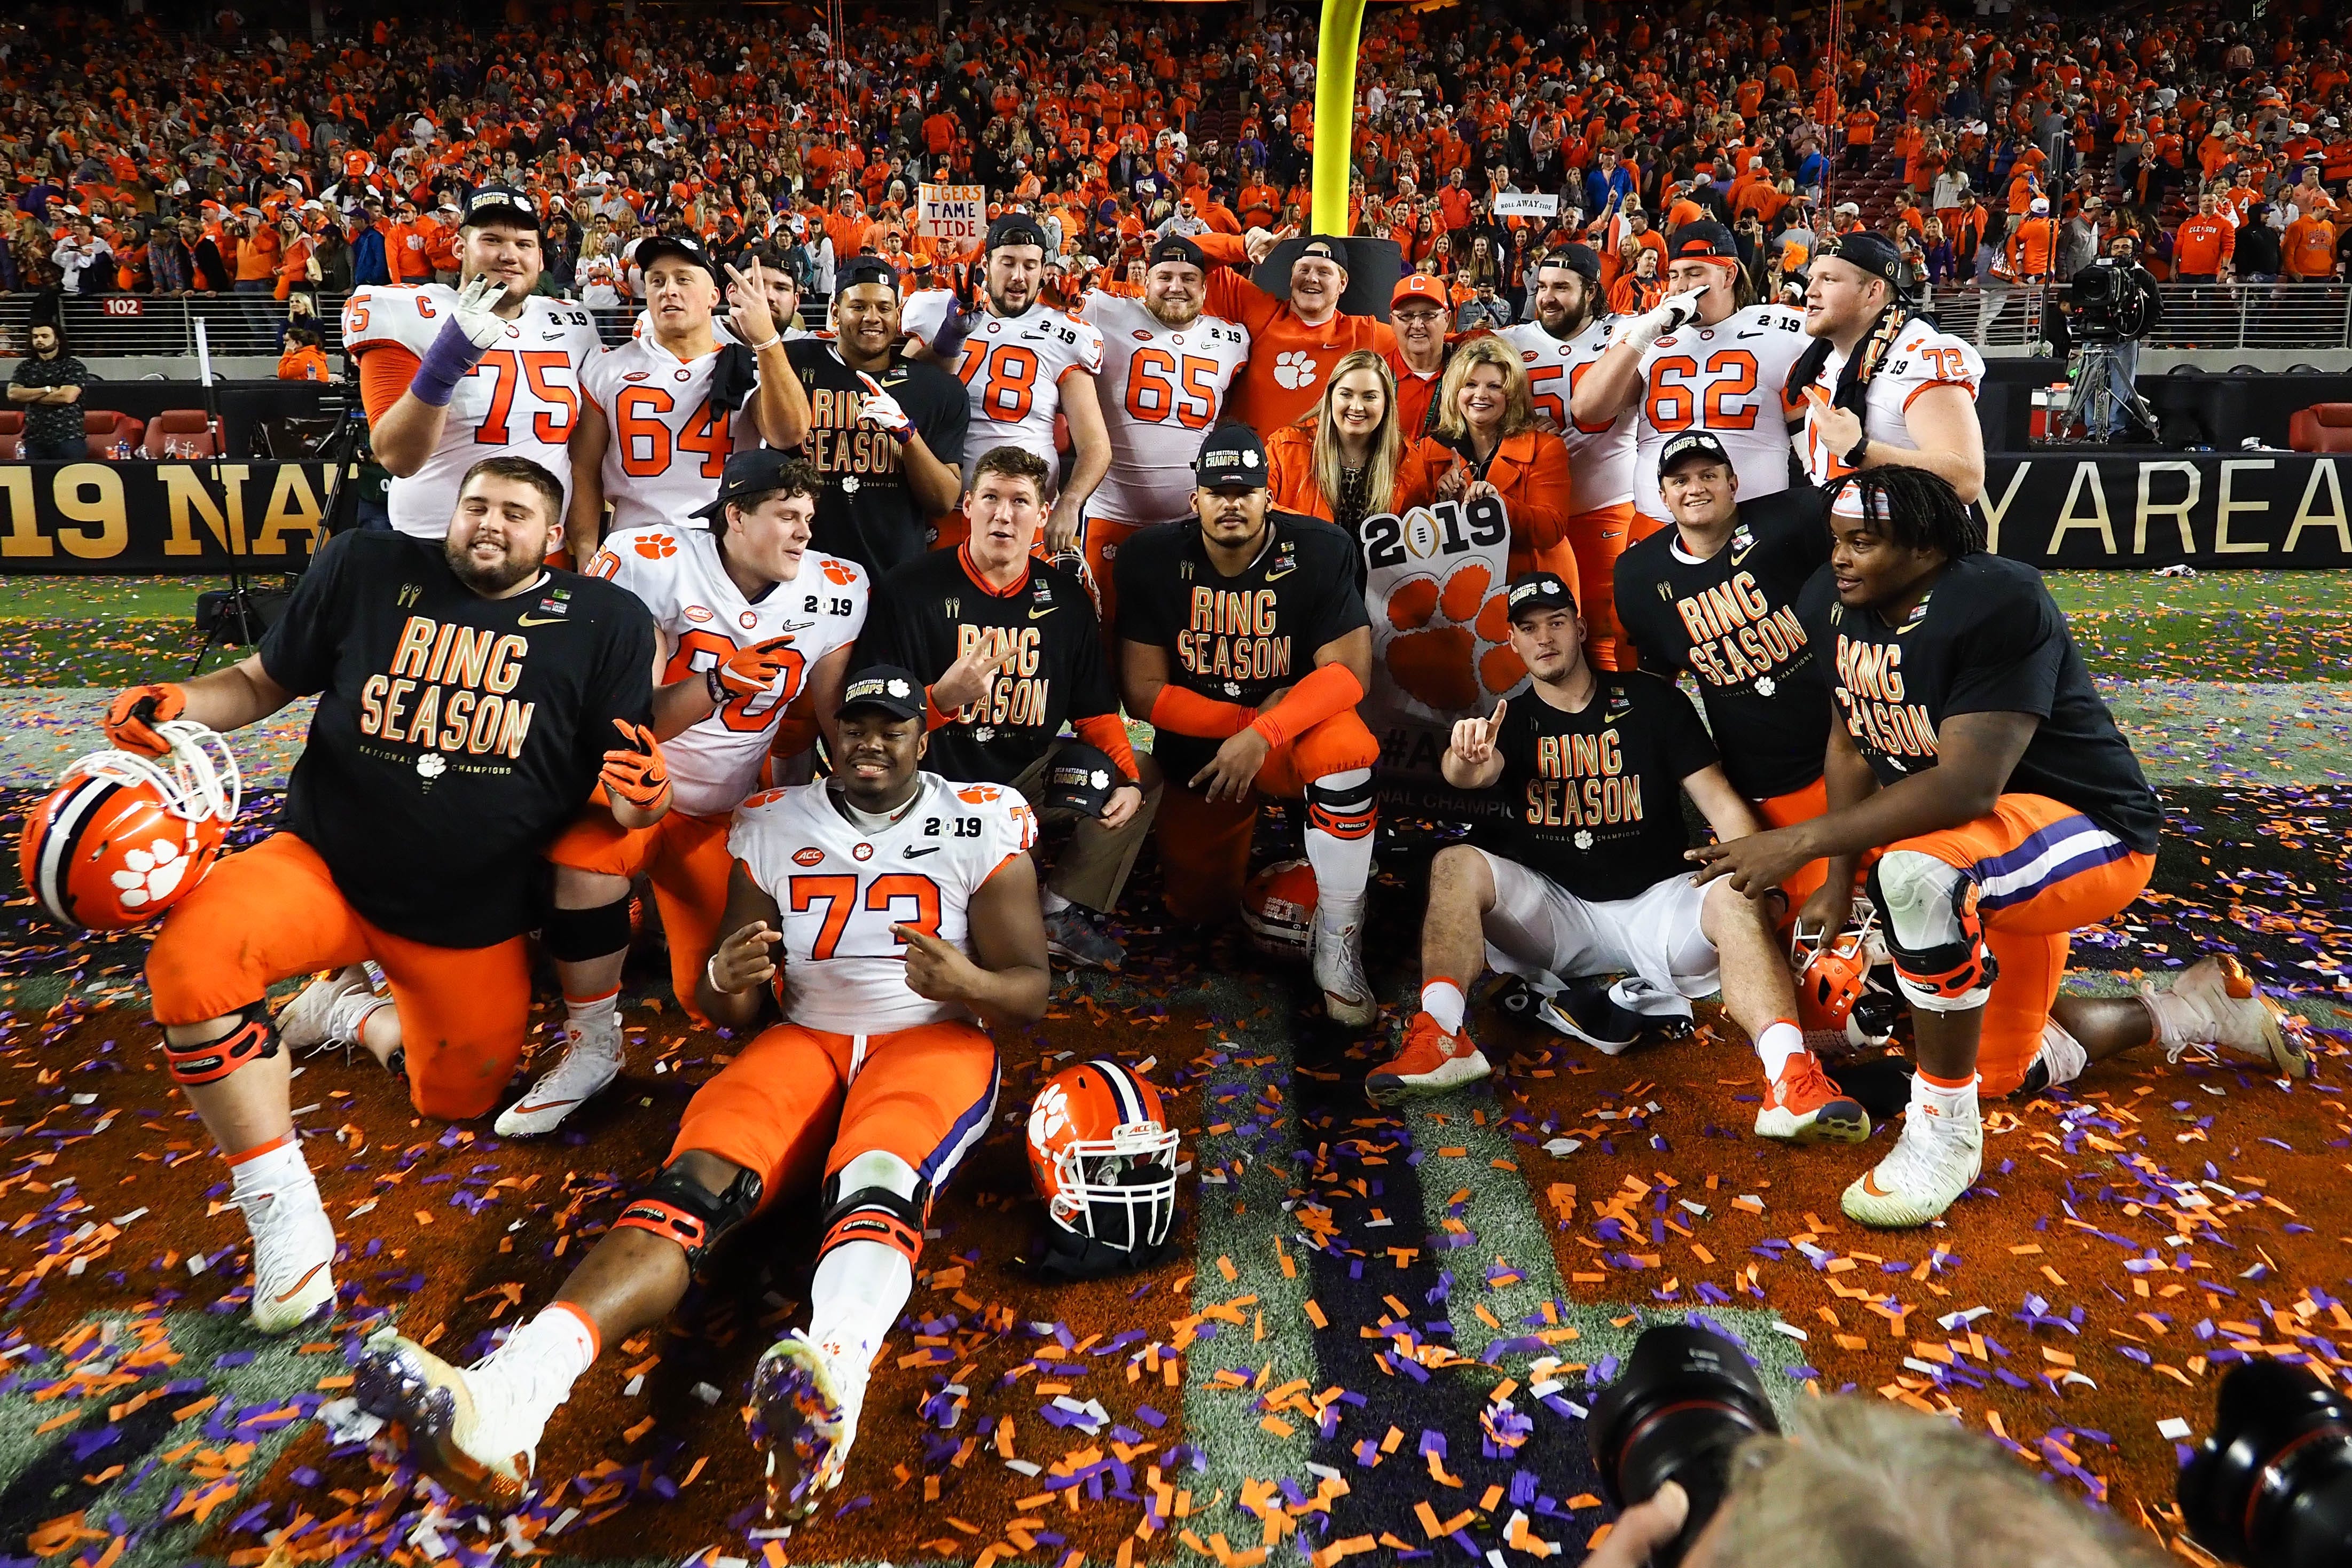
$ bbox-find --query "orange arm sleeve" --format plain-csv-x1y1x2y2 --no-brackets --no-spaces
1071,712,1142,780
356,343,422,422
1150,684,1258,740
1249,662,1364,749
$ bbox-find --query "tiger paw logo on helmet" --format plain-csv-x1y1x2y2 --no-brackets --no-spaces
21,723,241,932
1382,546,1527,715
1271,349,1318,390
111,837,194,912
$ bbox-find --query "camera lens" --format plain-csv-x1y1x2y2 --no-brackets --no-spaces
1588,1323,1781,1566
2179,1359,2352,1568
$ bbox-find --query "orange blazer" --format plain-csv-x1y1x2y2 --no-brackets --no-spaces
1399,428,1580,601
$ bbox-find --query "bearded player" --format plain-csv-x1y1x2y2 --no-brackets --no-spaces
1116,425,1380,1027
1066,234,1250,637
344,187,601,544
904,213,1109,556
1500,246,1641,670
1571,222,1813,542
115,458,657,1333
491,450,867,1136
1693,472,2303,1229
356,668,1046,1516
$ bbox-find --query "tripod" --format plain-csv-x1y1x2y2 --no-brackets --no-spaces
2061,338,2159,443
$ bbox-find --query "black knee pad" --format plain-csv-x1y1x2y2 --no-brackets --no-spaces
544,897,632,963
819,1169,930,1266
613,1161,764,1268
162,1000,279,1085
1304,773,1376,841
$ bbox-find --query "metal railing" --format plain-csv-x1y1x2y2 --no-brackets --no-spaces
1925,281,2352,355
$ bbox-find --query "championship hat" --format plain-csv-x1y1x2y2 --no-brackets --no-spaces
460,184,538,230
1818,231,1906,289
1148,234,1207,269
1658,429,1734,477
1295,236,1349,265
1194,425,1269,490
836,666,928,723
1506,571,1579,623
1040,742,1125,818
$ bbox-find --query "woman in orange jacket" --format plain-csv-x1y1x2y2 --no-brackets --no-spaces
1265,348,1413,553
1397,335,1580,602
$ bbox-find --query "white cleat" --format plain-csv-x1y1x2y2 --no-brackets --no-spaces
352,1329,540,1510
1312,915,1377,1030
2150,954,2308,1078
494,1012,623,1137
1841,1112,1983,1229
239,1179,338,1334
277,965,374,1055
750,1330,867,1524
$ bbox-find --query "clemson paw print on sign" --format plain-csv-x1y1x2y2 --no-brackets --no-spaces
111,836,191,911
633,532,679,560
1271,350,1318,390
1383,557,1526,715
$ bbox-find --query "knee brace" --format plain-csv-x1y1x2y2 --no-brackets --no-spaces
1867,850,1997,1012
1304,768,1376,841
544,897,633,963
163,1000,279,1085
614,1161,764,1269
818,1151,929,1267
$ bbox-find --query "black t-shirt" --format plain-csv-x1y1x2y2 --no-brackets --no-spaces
786,338,968,577
1475,672,1722,903
857,546,1123,784
1798,552,2161,854
260,530,658,948
1614,502,1832,800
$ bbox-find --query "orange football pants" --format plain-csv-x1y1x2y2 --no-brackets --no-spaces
671,1019,999,1204
546,802,733,1023
1629,509,1673,545
1885,794,2154,1096
1754,775,1833,912
1071,514,1147,644
1565,501,1636,671
1155,709,1381,924
145,833,532,1121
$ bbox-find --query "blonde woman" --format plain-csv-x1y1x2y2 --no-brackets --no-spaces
1265,348,1411,559
1400,335,1579,595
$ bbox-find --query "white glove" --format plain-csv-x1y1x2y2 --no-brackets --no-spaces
1611,285,1711,352
856,372,912,440
449,272,507,352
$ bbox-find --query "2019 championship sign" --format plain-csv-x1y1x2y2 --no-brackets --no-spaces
0,461,333,572
1979,453,2352,568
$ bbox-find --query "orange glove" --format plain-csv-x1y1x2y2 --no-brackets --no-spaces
104,684,187,756
709,636,802,701
599,719,671,812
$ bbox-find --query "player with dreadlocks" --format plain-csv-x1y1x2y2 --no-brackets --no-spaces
1688,468,2303,1230
1788,233,1987,504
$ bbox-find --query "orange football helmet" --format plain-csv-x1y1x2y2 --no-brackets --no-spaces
1241,858,1316,962
20,723,241,932
1791,911,1896,1047
1027,1059,1180,1261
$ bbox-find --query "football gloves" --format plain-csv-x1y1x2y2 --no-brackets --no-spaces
855,372,913,440
708,636,801,702
104,683,187,757
599,719,671,812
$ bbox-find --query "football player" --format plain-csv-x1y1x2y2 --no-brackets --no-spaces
859,445,1159,970
114,457,658,1332
903,214,1109,555
1789,233,1987,503
491,450,867,1137
354,668,1047,1516
1571,222,1813,542
1366,572,1865,1148
1500,246,1641,670
1692,472,2303,1229
571,237,803,558
1115,426,1380,1026
1067,234,1250,637
343,187,601,544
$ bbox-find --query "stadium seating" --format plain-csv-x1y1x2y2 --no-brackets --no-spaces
140,409,218,459
2288,403,2352,454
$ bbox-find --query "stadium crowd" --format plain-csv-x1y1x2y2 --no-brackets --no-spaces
1,1,2350,321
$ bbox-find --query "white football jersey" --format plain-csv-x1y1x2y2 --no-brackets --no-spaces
582,332,762,536
1081,291,1249,524
903,291,1105,491
1796,318,1985,488
1631,302,1811,523
729,773,1038,1034
343,285,602,538
1500,316,1637,515
585,525,868,818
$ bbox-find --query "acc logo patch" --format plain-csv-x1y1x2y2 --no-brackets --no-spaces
793,845,827,867
685,605,714,623
625,371,650,382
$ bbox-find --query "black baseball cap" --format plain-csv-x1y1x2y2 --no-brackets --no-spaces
692,448,803,523
635,233,716,276
1295,236,1349,265
986,213,1049,252
1818,232,1906,289
1148,234,1207,269
1658,429,1734,477
1666,221,1741,261
837,665,928,722
1506,571,1579,623
460,184,538,230
837,255,900,294
1194,425,1270,491
1041,742,1124,817
1539,244,1601,281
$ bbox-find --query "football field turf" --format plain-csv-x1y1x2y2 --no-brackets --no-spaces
0,570,2342,1567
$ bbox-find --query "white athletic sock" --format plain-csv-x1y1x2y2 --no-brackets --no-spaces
1304,767,1374,918
1421,979,1467,1036
1040,889,1072,916
562,990,621,1052
1753,1020,1806,1079
1913,1070,1982,1132
805,1240,913,1379
2141,986,2200,1049
475,1302,599,1423
228,1133,313,1203
2032,1019,2089,1088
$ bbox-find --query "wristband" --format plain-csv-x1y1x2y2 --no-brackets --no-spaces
1843,433,1871,468
748,333,782,352
407,312,489,409
705,952,746,997
707,665,730,705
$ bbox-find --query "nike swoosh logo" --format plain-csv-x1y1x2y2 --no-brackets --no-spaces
1737,330,1763,339
1860,1172,1894,1197
1264,566,1295,581
904,845,941,858
272,1260,331,1304
1029,606,1057,619
516,614,568,626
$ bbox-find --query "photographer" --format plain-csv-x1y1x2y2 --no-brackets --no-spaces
2072,233,2162,440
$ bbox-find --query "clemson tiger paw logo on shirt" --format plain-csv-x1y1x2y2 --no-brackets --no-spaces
634,532,679,560
111,837,193,911
1383,554,1526,715
1271,350,1318,390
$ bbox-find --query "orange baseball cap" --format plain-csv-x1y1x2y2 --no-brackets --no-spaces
1392,271,1447,306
